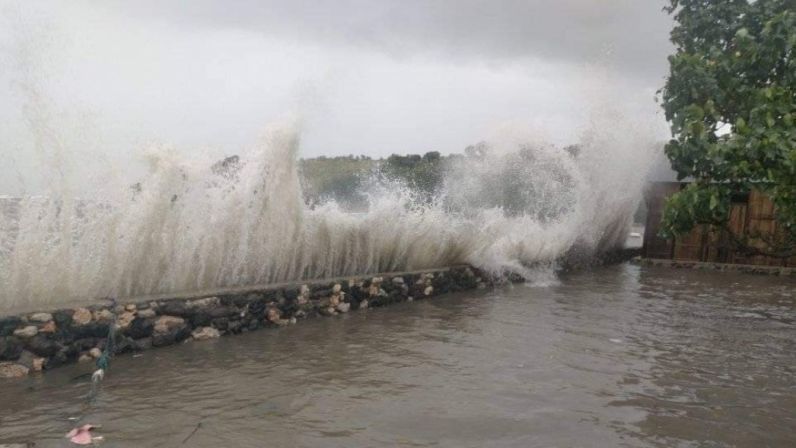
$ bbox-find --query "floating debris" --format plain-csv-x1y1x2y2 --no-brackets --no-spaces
66,424,100,445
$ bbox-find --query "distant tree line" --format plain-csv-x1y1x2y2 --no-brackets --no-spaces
299,151,450,209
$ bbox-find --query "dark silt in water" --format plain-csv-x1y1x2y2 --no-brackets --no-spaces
1,264,794,447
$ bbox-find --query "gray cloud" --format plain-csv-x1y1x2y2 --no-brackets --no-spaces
105,0,673,81
0,0,674,195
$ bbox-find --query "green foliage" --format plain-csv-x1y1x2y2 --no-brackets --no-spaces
660,0,796,256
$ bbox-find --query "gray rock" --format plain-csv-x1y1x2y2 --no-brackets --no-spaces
71,322,110,339
25,334,59,357
28,312,52,323
0,316,23,337
126,317,154,339
52,309,74,327
133,337,152,351
191,327,220,341
15,350,35,369
336,303,351,313
158,301,189,317
227,320,242,333
137,308,156,318
208,306,239,318
72,308,92,326
0,362,29,378
92,309,114,323
188,296,220,309
13,326,37,338
211,317,229,330
152,316,189,347
0,337,22,361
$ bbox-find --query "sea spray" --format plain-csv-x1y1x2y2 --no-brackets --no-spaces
1,117,657,309
0,3,661,309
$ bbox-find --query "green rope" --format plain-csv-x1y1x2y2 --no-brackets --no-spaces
95,299,118,374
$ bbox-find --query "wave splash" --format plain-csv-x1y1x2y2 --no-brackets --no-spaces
0,117,654,308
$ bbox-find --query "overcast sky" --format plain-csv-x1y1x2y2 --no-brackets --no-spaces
0,0,674,194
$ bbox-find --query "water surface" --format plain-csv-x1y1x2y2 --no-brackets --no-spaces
1,264,794,447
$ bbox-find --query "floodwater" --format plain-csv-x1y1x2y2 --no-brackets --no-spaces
1,264,794,447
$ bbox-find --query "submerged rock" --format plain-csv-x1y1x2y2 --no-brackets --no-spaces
133,337,153,351
319,306,336,316
31,357,45,372
191,327,220,341
336,303,351,313
266,307,288,326
0,362,29,378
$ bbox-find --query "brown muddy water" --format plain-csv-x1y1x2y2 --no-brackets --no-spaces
1,264,794,447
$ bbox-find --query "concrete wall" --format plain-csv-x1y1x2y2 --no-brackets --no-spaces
0,266,486,378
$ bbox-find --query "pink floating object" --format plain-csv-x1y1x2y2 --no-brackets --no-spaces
65,424,96,445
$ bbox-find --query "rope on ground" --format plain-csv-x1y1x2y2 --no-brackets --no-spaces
87,298,118,402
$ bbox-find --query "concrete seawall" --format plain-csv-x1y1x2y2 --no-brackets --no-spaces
0,266,487,378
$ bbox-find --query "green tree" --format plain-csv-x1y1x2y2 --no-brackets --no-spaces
660,0,796,258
